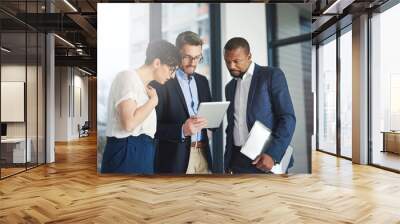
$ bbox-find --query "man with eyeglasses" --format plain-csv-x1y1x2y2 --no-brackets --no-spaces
151,31,214,174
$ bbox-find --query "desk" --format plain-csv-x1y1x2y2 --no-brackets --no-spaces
1,138,31,163
382,131,400,154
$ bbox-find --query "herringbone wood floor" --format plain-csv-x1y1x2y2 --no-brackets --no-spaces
1,134,400,223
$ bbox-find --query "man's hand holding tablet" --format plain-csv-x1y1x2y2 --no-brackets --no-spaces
182,116,207,137
197,102,230,129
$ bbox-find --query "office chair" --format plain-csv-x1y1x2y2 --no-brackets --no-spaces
78,121,90,138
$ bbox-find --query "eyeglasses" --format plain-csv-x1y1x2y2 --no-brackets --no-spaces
182,55,203,63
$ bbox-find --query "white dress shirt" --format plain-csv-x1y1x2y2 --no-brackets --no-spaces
106,70,156,139
233,62,255,147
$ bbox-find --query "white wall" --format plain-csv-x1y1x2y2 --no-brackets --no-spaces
1,66,26,132
72,73,89,138
55,66,68,141
220,3,268,155
55,67,89,141
1,65,37,138
220,3,268,88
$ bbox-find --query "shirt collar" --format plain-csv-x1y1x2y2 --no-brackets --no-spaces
234,61,255,81
176,68,192,81
242,61,255,80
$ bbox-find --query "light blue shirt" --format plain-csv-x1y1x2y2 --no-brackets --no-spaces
176,68,202,142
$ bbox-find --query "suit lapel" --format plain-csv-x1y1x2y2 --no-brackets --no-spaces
246,64,260,129
193,73,203,105
229,79,237,121
173,77,190,117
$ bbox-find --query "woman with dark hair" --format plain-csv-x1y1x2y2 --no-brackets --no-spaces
101,40,180,174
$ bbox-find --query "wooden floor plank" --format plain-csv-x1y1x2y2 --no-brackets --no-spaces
1,134,400,223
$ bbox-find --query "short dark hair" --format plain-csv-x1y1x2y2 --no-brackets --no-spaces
224,37,250,54
145,40,181,67
175,31,203,50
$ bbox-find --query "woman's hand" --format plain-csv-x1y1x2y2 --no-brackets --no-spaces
146,85,158,107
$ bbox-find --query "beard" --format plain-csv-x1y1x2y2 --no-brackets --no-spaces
229,70,245,79
182,65,196,75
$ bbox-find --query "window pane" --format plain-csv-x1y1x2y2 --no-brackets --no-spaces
318,37,337,154
276,4,311,40
1,31,28,177
371,3,400,171
161,3,211,81
275,3,312,173
340,29,352,158
97,4,150,170
277,41,313,173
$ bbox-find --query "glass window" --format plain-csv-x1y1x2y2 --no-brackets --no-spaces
1,30,28,177
339,28,352,158
1,0,47,179
97,3,150,170
318,36,337,155
276,4,311,40
275,4,312,173
278,40,312,173
161,3,211,81
371,3,400,171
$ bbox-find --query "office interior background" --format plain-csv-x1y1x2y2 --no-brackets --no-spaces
314,0,400,172
97,3,312,174
0,0,400,222
0,0,399,176
0,0,97,179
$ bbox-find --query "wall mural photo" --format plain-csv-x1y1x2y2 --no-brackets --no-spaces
97,3,312,175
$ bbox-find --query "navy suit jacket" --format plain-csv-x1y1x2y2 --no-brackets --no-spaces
224,64,296,172
150,73,213,174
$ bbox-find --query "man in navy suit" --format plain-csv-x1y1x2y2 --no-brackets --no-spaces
151,31,213,174
223,37,296,174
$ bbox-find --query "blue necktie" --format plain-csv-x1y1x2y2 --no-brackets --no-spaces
188,76,201,141
188,76,197,114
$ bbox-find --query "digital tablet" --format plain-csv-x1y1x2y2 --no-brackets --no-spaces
197,102,230,128
240,120,294,174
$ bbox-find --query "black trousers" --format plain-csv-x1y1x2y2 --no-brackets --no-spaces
230,145,266,174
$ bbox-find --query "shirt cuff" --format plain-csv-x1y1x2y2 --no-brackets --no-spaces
181,126,186,140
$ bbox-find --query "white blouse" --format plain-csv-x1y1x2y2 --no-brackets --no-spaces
106,70,156,139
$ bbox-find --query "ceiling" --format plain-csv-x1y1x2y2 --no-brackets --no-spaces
0,0,395,74
0,0,100,74
311,0,390,43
